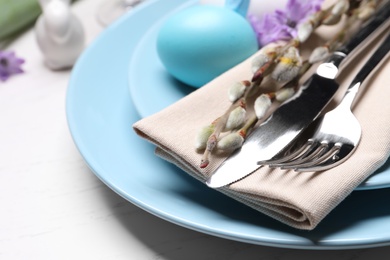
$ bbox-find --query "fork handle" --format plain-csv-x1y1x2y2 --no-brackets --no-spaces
337,0,390,56
342,32,390,109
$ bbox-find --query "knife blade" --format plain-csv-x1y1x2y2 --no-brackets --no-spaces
206,2,390,188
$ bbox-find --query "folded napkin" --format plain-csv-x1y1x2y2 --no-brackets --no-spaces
133,34,390,230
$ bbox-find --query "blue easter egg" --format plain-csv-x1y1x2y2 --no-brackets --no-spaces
156,5,258,88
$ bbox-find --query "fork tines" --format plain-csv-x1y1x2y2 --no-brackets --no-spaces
258,140,351,172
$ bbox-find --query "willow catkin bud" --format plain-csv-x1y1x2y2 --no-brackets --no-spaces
224,106,246,131
297,21,313,42
195,124,215,150
275,88,296,102
322,0,349,25
309,46,330,64
228,81,248,102
332,0,349,16
254,94,272,119
358,5,375,21
251,53,270,74
251,45,278,73
217,132,244,151
272,47,302,82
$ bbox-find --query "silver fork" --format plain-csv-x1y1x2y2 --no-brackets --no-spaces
258,32,390,172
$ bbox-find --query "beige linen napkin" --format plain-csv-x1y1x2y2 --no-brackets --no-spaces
133,35,390,230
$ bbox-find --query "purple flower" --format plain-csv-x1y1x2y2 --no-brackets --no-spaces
0,50,25,81
250,0,324,46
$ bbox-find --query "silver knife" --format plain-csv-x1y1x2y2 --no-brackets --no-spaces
206,2,390,188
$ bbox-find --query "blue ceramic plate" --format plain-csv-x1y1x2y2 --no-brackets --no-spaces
128,0,390,191
67,0,390,249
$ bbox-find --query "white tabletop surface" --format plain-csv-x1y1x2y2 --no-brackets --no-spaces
1,0,390,259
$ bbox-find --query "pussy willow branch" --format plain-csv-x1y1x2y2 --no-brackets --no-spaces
198,0,381,169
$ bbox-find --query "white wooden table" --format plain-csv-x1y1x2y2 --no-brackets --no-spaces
1,0,390,259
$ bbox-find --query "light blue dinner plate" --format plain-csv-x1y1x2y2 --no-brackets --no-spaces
128,0,390,191
67,0,390,249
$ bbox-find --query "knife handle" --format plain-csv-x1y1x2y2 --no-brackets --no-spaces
337,0,390,56
340,31,390,110
350,31,390,88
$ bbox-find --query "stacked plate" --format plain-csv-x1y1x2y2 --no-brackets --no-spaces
66,0,390,249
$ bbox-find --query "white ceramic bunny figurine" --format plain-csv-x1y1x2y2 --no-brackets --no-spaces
35,0,85,70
